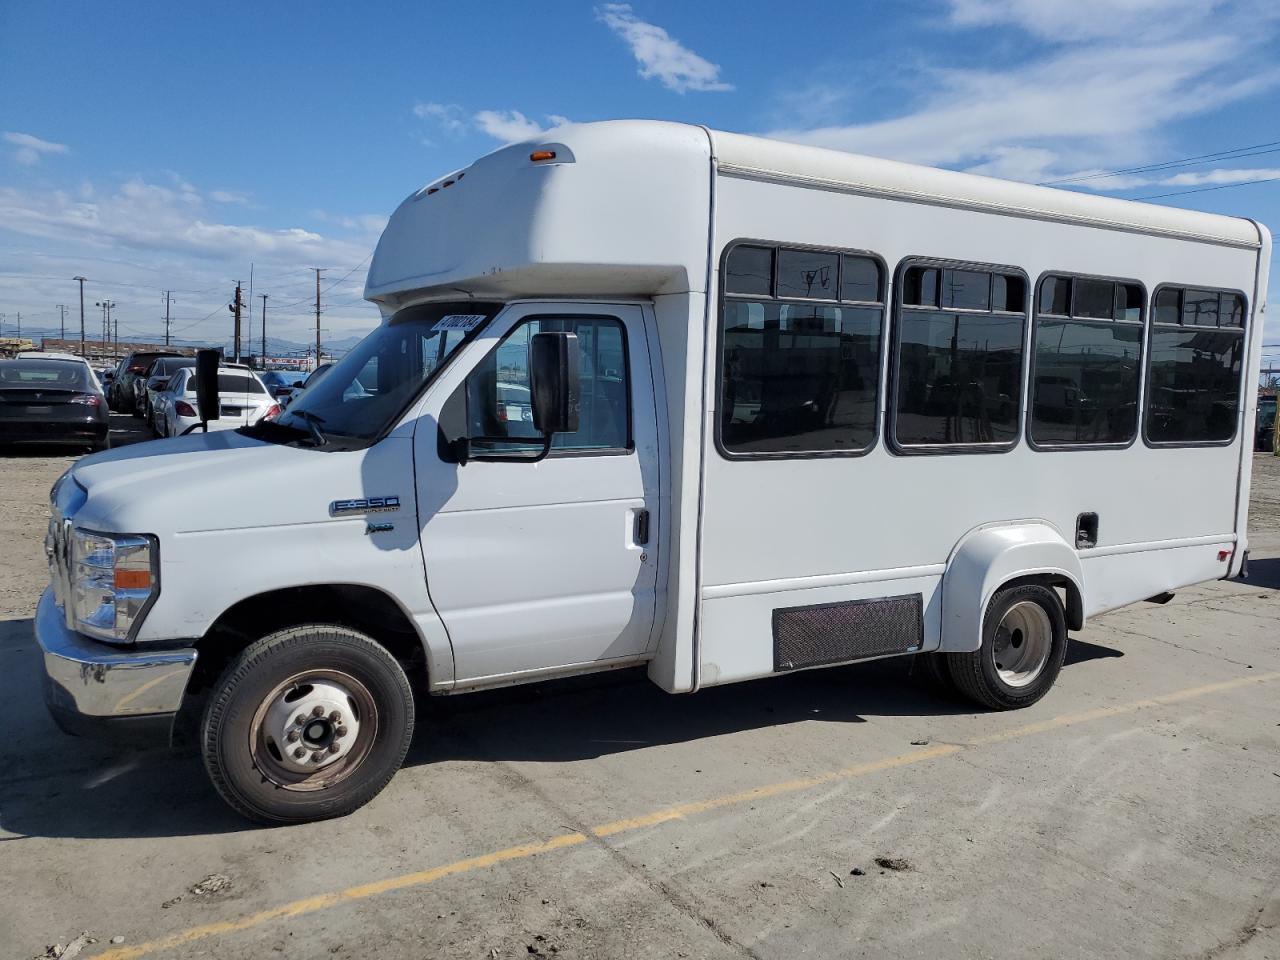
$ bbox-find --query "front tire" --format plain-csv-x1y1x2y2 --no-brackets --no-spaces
945,583,1067,710
200,625,414,824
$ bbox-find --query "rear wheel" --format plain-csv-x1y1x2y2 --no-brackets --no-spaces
945,583,1066,710
200,625,414,824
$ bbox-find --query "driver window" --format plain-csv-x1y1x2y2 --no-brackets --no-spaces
464,316,631,457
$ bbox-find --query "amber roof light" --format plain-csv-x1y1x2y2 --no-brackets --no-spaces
530,150,557,163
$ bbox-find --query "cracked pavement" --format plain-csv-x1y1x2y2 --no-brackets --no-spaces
1,442,1277,959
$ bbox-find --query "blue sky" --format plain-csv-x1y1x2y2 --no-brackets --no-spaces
1,0,1278,360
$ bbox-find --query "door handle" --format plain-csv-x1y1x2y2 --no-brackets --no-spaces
634,509,650,546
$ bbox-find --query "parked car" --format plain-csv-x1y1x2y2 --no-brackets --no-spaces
140,356,197,430
260,370,307,407
154,364,279,437
0,357,108,450
16,351,104,393
108,350,183,416
1257,396,1276,451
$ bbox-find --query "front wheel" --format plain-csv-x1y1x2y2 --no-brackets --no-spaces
945,583,1067,710
200,625,414,824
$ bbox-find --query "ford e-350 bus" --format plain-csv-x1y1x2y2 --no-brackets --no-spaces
37,121,1270,823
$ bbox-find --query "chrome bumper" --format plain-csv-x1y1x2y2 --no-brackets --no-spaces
36,587,197,745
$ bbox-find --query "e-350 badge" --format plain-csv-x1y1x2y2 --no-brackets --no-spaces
330,496,401,517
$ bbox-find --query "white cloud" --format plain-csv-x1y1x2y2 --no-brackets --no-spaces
473,109,550,144
946,0,1215,41
413,101,467,134
595,3,732,93
414,102,571,145
1160,167,1280,187
4,131,70,166
766,0,1280,188
0,174,382,346
210,189,250,204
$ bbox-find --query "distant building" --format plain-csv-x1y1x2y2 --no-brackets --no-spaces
38,337,199,365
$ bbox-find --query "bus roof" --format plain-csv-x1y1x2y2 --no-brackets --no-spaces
366,120,1264,306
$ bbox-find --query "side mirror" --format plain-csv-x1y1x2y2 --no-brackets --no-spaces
293,380,304,388
529,332,579,436
195,349,221,427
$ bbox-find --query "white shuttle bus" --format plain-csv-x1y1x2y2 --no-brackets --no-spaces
37,121,1270,823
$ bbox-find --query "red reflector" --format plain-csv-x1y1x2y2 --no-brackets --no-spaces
1218,550,1230,561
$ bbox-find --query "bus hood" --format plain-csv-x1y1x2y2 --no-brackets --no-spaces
64,430,414,537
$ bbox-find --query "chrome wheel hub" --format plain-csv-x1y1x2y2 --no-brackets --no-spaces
992,600,1052,688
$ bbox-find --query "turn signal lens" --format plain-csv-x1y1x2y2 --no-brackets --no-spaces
114,569,152,590
530,150,557,162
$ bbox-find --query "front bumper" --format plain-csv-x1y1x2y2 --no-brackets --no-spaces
35,587,197,746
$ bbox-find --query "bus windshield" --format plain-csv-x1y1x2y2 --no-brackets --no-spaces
266,301,502,448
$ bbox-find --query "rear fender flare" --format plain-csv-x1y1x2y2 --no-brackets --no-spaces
940,521,1084,653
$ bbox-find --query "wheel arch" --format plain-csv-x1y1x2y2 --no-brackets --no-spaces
173,583,431,747
939,521,1085,654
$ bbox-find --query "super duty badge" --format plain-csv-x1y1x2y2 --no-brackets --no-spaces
330,496,401,517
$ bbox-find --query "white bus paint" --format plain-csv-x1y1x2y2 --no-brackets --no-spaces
34,120,1270,821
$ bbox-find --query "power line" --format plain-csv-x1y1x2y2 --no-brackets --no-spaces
1039,139,1280,186
1134,176,1280,201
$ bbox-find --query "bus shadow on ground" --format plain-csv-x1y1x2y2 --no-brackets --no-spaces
1239,556,1280,590
0,626,1122,840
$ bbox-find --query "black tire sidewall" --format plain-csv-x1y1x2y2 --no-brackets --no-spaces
201,626,414,824
979,584,1067,707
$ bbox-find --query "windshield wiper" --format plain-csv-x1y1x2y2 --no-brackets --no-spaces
289,409,328,447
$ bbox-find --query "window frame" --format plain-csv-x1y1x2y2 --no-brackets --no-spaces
715,238,890,462
461,312,636,462
888,256,1030,456
1141,283,1249,450
1026,270,1148,452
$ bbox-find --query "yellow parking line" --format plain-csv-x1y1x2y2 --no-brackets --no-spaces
94,670,1280,960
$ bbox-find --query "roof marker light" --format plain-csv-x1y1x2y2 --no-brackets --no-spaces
426,187,439,195
530,150,556,163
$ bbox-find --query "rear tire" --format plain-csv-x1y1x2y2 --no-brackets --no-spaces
200,625,414,824
945,583,1066,710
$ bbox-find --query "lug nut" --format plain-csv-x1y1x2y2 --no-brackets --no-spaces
335,725,348,739
312,705,325,718
286,729,300,743
328,710,341,722
311,750,325,762
328,742,340,754
294,713,307,726
293,747,307,760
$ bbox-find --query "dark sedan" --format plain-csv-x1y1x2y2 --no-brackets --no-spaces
0,358,109,451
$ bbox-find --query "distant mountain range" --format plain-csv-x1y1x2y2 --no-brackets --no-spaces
14,324,372,357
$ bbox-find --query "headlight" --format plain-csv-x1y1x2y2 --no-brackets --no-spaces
70,528,159,642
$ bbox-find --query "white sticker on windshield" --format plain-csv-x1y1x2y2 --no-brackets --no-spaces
432,314,487,333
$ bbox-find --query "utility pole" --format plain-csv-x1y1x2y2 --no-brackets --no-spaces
57,304,67,339
113,313,118,353
230,282,243,361
73,277,86,358
260,294,268,363
312,267,324,368
96,299,115,361
163,291,173,345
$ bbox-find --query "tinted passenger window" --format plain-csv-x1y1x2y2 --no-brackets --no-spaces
466,317,629,456
777,249,838,300
725,245,773,297
894,264,1026,448
1030,275,1144,446
1145,285,1247,444
720,244,885,455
